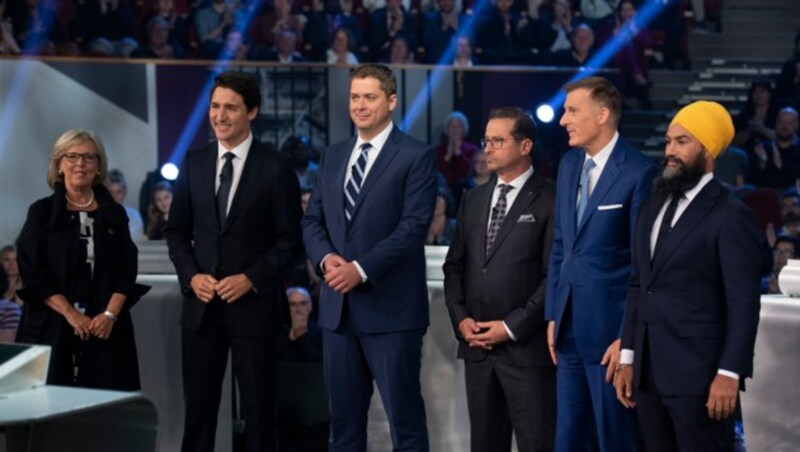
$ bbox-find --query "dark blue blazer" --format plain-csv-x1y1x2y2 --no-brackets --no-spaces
545,138,657,362
302,126,438,333
622,178,762,396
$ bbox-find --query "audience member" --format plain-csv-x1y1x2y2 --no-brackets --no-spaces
282,135,319,190
139,0,190,53
146,180,173,240
435,111,480,191
0,0,21,54
734,80,778,153
220,26,251,60
70,0,134,44
1,245,20,304
579,0,615,29
0,266,20,343
249,0,306,58
426,191,456,245
780,192,800,224
597,0,653,109
107,169,146,242
8,0,66,52
84,37,115,57
476,0,536,65
751,107,800,190
327,26,359,64
387,32,414,63
650,0,687,69
302,0,329,61
330,0,364,51
776,32,800,109
367,0,417,62
422,0,465,63
195,0,243,58
547,23,595,67
537,0,577,58
453,35,477,67
763,236,795,294
278,287,322,363
714,145,748,188
130,16,184,59
261,26,307,62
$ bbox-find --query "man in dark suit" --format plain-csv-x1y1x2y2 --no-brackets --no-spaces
166,70,303,452
302,63,437,452
443,107,556,452
615,101,762,451
545,76,657,452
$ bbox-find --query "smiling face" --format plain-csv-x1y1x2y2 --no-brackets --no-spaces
349,76,397,141
58,141,101,192
209,86,257,149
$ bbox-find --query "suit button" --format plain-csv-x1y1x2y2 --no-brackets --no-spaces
481,268,487,274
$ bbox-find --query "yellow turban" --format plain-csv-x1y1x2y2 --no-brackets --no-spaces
669,101,734,159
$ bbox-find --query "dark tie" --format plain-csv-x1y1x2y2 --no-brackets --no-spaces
486,184,513,255
217,152,235,227
345,143,371,222
576,158,596,224
654,194,681,259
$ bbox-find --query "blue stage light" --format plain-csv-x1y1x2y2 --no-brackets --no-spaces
536,104,555,123
160,163,180,181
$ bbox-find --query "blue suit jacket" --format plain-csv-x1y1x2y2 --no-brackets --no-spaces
302,126,438,333
621,179,761,396
545,138,657,362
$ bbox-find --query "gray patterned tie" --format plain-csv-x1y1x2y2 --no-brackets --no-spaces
486,184,513,255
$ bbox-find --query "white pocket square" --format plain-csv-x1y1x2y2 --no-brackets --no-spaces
517,214,536,223
597,204,623,211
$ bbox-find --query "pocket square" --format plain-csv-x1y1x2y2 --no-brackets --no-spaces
517,214,536,223
597,204,623,211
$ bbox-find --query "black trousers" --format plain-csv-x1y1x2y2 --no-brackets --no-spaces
636,333,734,452
464,354,556,452
181,301,277,452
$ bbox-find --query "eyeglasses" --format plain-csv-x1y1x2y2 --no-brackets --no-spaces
63,152,100,164
481,136,508,150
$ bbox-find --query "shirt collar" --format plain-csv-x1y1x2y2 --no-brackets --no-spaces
356,121,393,152
681,172,714,203
495,165,534,191
585,131,619,170
217,132,252,163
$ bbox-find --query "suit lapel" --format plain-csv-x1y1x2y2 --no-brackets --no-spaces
349,129,401,221
576,141,625,234
333,137,357,225
649,180,721,281
202,145,220,233
221,141,267,233
485,172,543,263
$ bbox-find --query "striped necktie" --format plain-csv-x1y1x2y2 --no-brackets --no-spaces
345,142,372,222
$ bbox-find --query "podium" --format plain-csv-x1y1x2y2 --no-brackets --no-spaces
0,344,158,452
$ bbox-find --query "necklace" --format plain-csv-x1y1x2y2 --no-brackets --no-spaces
65,191,95,208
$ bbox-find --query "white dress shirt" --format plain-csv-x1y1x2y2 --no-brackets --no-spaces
488,165,534,341
215,132,253,216
620,172,739,380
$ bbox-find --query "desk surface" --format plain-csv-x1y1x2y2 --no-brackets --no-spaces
0,386,145,424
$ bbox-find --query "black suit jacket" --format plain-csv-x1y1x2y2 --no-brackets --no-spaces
443,171,555,367
166,139,303,337
622,178,762,396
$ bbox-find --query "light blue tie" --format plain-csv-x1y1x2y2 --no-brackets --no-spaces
576,158,595,224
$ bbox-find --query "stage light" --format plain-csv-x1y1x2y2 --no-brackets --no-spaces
536,104,555,123
161,163,179,181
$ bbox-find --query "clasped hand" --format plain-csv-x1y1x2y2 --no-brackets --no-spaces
323,254,362,294
65,309,114,341
191,273,253,303
458,318,509,350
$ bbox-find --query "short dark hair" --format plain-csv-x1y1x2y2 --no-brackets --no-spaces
350,64,397,97
488,106,538,150
775,236,797,250
563,76,622,126
107,168,127,187
212,70,262,113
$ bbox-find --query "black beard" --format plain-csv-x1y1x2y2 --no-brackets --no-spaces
653,152,707,198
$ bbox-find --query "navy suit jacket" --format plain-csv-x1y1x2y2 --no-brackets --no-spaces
302,126,438,333
165,139,303,336
545,138,658,362
622,178,762,396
